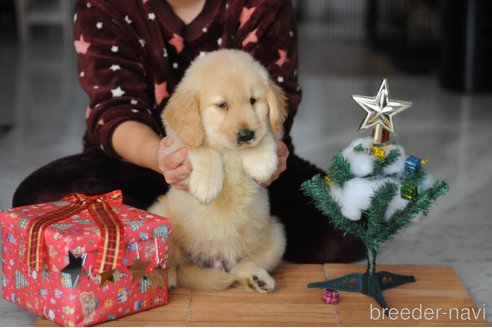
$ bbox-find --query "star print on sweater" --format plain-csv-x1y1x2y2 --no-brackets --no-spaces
154,82,169,104
239,7,256,28
276,49,287,67
111,87,125,97
74,0,301,158
242,28,258,47
169,34,184,54
74,35,90,54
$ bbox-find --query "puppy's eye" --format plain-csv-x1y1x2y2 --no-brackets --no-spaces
216,102,228,110
250,97,257,105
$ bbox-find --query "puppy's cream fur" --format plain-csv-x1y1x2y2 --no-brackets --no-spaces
149,49,287,292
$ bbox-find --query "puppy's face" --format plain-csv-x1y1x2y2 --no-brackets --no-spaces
199,67,271,149
163,50,287,149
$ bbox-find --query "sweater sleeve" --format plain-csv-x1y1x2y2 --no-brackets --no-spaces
235,0,302,145
74,0,162,158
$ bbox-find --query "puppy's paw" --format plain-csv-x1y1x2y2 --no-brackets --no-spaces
242,150,278,184
188,148,224,204
245,270,276,293
189,171,223,204
230,261,276,293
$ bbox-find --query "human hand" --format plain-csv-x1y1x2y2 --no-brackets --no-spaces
261,139,289,187
157,137,193,191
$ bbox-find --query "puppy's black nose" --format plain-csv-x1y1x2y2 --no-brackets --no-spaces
237,129,255,144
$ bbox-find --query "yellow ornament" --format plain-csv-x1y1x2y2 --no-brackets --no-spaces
370,146,386,160
323,175,333,188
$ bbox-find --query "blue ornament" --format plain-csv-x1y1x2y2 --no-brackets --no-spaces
405,155,421,173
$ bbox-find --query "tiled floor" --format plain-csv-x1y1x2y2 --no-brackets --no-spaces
1,28,491,325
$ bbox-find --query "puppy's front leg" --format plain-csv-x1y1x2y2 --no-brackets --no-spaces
188,147,224,204
241,134,278,184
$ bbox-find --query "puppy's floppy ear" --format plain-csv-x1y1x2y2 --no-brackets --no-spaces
266,80,288,137
162,87,204,148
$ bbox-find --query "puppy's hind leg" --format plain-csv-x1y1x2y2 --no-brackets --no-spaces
177,265,234,291
251,217,286,271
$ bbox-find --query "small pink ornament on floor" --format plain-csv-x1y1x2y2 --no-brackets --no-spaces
322,288,339,304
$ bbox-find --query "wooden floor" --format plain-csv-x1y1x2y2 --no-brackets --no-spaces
35,264,487,327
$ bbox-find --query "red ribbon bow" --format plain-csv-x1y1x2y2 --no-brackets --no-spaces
25,190,125,275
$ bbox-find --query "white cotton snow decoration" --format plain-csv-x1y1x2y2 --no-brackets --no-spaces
384,192,409,221
330,177,391,221
383,144,406,175
341,137,374,177
329,139,425,221
329,186,344,207
421,174,434,191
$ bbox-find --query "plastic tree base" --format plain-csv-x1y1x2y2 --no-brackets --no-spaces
308,271,416,313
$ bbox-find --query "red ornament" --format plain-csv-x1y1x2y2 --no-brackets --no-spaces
322,288,340,304
380,129,390,143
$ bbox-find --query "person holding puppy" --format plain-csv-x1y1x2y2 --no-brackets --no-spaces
13,0,364,263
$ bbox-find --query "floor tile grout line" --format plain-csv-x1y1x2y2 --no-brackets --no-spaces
186,289,193,327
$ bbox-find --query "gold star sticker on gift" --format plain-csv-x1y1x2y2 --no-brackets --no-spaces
353,79,412,144
98,269,116,287
147,267,167,292
127,258,149,283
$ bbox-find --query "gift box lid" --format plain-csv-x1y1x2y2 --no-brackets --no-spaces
0,191,171,270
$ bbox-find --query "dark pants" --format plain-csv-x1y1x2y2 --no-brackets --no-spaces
13,148,365,263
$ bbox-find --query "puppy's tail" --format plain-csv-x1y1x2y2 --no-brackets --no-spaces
177,265,234,291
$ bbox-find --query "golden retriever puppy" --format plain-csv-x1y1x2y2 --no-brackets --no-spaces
149,49,287,293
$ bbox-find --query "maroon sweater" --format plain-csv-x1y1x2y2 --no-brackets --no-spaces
74,0,301,158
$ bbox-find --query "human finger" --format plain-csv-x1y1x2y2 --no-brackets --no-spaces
161,147,189,171
163,161,193,185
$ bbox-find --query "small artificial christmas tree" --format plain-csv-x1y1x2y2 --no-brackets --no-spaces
301,79,449,312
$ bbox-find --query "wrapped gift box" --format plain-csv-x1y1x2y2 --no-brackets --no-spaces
0,190,171,326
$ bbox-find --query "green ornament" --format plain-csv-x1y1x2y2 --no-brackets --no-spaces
401,183,418,200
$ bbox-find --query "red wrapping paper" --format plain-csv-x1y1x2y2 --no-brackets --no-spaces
0,191,171,326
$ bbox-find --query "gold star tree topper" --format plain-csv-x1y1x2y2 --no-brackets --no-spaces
353,79,412,144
